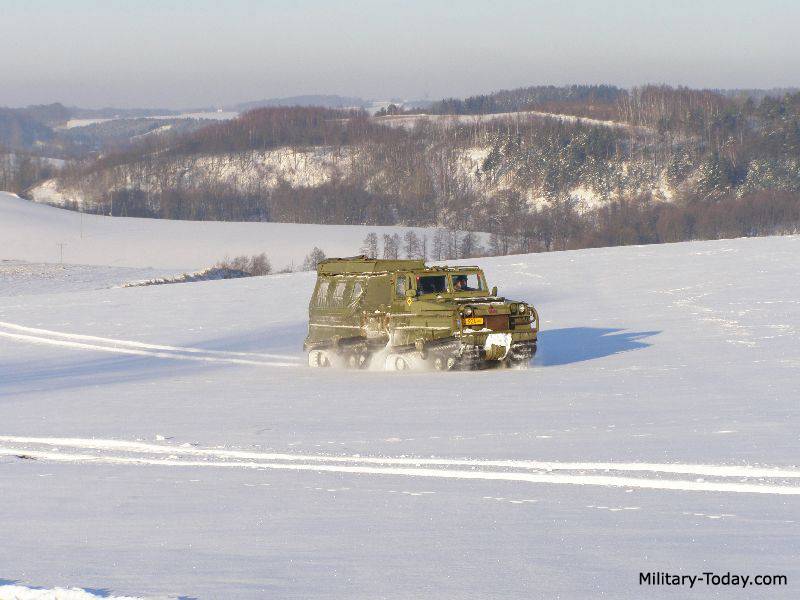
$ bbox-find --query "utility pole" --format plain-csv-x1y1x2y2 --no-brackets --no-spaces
57,242,66,265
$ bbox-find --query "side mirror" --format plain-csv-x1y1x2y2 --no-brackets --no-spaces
491,286,498,296
405,288,416,299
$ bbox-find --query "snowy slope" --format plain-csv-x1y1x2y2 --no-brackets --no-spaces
0,192,440,271
0,261,166,297
27,147,359,209
1,206,799,597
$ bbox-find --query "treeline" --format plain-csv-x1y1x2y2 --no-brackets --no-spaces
0,151,61,194
419,85,624,119
0,110,55,152
101,181,404,224
354,190,800,261
484,189,800,254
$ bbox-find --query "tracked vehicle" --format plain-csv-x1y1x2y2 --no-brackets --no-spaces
304,256,538,370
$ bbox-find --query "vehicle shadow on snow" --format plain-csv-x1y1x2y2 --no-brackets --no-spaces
195,321,307,356
536,327,659,366
0,354,219,397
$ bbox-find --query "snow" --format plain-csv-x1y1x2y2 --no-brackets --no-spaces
0,192,441,271
121,266,251,287
56,118,114,130
1,189,799,597
27,179,79,208
569,185,604,209
483,331,513,358
149,110,238,121
0,584,170,600
190,146,357,189
0,260,163,297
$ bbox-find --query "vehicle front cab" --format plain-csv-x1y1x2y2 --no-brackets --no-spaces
393,267,538,359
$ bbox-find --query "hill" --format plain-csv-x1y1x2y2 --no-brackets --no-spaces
4,85,797,260
0,191,445,271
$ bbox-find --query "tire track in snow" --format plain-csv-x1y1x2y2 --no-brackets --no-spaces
0,321,300,367
2,436,799,496
0,320,299,360
3,436,800,480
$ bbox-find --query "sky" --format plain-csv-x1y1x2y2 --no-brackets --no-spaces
1,0,798,109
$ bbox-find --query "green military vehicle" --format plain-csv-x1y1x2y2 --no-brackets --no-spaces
304,256,538,370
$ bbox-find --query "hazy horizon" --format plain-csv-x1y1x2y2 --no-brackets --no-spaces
2,0,799,109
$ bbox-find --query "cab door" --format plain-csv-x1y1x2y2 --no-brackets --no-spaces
389,272,412,346
392,273,410,306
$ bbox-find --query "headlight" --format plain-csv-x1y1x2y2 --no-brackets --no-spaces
462,306,473,317
518,304,527,314
509,303,518,314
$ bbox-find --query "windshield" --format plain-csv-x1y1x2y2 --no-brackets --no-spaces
416,275,447,294
451,272,486,293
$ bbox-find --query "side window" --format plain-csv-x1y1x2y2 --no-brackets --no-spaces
315,281,329,307
395,275,406,298
351,281,364,302
331,280,347,307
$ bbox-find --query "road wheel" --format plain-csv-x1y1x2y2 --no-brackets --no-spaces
385,353,409,371
308,350,332,368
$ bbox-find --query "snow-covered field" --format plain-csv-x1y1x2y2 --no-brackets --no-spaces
1,190,799,598
0,193,439,272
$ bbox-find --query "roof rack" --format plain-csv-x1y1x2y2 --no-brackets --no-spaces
317,257,427,274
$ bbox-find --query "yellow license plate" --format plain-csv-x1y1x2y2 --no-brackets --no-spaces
463,317,484,326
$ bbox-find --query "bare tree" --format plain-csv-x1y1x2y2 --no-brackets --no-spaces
432,228,448,260
459,232,482,259
382,233,401,259
402,230,423,258
446,229,459,259
249,252,272,275
360,232,379,258
216,252,271,275
302,246,327,271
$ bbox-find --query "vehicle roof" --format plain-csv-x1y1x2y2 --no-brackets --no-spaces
317,256,482,275
317,256,425,274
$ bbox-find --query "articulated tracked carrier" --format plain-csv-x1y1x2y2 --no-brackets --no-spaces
304,256,539,370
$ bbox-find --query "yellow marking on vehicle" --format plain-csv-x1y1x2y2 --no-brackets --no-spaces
464,317,484,326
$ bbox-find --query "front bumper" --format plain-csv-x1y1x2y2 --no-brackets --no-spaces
457,331,537,362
